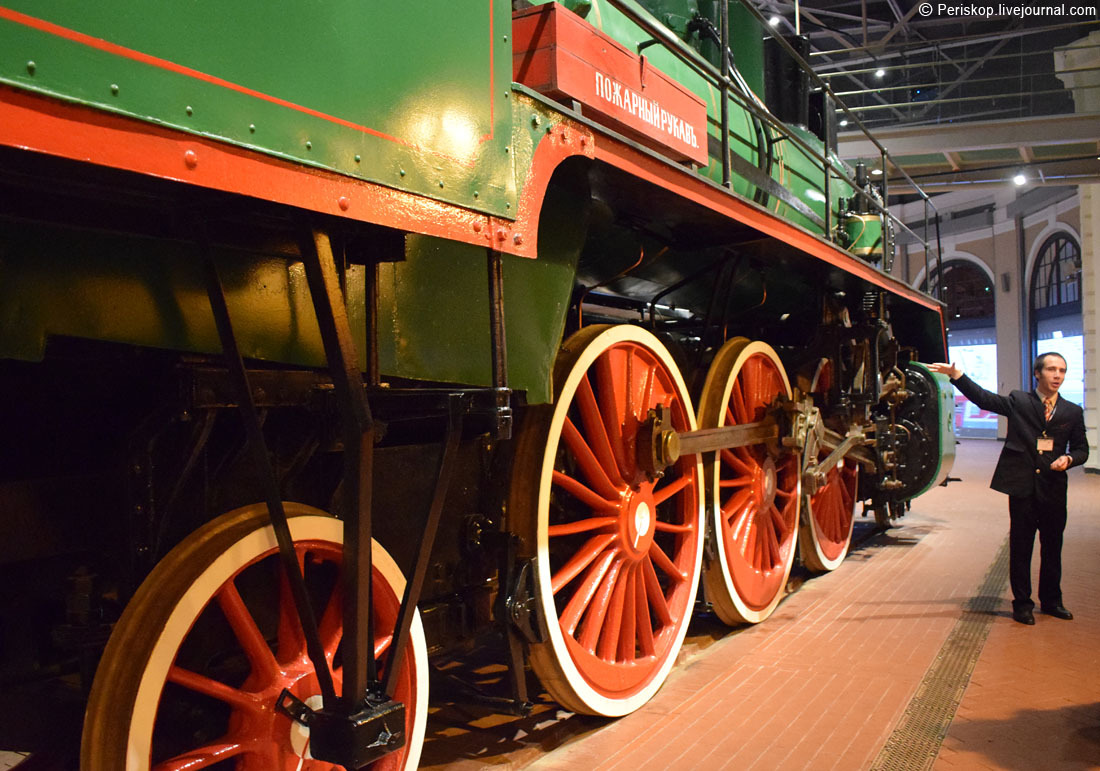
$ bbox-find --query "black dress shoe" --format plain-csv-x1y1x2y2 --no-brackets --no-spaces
1012,608,1035,625
1041,605,1074,620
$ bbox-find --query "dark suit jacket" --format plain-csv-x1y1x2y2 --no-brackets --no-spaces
952,374,1088,499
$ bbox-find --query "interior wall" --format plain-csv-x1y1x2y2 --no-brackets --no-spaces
895,189,1088,453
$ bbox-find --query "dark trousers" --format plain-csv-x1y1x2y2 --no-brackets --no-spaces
1008,493,1067,611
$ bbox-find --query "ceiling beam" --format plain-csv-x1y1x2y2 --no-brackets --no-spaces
838,112,1100,157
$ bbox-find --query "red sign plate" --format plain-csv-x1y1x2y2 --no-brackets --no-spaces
514,4,709,166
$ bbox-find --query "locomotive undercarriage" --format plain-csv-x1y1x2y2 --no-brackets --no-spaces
0,286,940,764
0,180,948,770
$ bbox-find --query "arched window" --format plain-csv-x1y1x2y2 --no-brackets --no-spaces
923,260,996,322
1030,233,1083,406
923,259,997,437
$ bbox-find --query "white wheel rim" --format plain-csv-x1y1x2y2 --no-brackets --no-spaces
534,325,705,716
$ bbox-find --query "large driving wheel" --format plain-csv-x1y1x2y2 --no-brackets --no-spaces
81,504,427,771
510,325,704,717
699,339,800,625
800,452,860,572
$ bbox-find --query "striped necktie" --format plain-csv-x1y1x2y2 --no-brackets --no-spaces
1044,396,1055,422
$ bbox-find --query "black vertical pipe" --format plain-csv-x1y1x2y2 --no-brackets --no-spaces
298,227,377,706
720,1,730,188
880,149,891,267
367,260,380,387
488,249,508,388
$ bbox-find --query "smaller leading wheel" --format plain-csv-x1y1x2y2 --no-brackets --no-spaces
698,338,801,625
81,503,427,771
510,324,705,717
799,452,860,572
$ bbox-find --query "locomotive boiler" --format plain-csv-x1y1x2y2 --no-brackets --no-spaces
0,0,954,767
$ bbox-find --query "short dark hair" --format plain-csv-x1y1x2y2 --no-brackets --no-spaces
1033,352,1067,376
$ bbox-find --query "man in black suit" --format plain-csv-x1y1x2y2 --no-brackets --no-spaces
928,353,1088,625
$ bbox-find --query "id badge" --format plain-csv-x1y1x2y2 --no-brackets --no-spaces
1037,437,1054,452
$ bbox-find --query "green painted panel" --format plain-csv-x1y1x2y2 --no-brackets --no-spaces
1033,142,1097,158
960,148,1022,162
377,235,579,404
892,153,953,166
909,362,957,497
0,1,515,215
0,220,365,366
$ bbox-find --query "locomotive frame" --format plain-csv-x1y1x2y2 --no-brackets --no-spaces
0,0,955,767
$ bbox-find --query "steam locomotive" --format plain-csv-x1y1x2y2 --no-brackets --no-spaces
0,0,953,767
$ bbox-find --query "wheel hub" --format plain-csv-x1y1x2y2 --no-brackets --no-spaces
621,488,657,558
633,501,652,547
289,693,324,758
757,456,777,510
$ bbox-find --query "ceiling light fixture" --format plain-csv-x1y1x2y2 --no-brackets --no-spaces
769,15,781,27
871,168,883,176
874,68,885,78
1013,173,1027,186
839,119,849,126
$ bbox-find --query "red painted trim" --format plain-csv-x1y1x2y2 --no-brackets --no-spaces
589,136,944,314
488,120,596,259
0,86,505,250
0,2,498,156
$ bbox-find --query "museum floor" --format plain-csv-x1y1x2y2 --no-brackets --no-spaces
419,439,1100,771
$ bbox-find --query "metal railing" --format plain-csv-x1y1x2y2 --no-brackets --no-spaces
598,0,945,302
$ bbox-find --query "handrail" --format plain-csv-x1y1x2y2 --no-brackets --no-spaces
596,0,944,302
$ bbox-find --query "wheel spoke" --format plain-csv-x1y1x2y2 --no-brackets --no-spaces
652,473,690,506
721,487,753,523
152,741,250,771
215,581,279,684
617,566,638,663
634,568,655,657
552,469,620,514
562,418,622,501
318,582,343,663
548,514,618,537
765,506,783,569
641,556,672,627
771,502,790,541
637,357,656,423
577,374,626,487
275,559,306,664
648,540,686,582
596,353,631,477
551,532,618,594
375,632,394,660
720,448,755,476
597,559,631,661
734,503,756,554
167,666,259,713
577,556,625,652
653,520,694,533
560,548,619,635
730,379,749,423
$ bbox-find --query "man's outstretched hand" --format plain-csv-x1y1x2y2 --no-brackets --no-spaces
926,362,963,380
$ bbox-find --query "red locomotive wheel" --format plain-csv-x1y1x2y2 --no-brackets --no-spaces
699,339,800,625
510,325,704,717
81,505,427,771
800,454,860,572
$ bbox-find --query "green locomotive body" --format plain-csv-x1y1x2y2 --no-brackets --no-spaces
0,1,954,767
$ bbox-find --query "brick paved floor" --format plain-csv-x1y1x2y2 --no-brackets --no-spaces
486,439,1100,771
